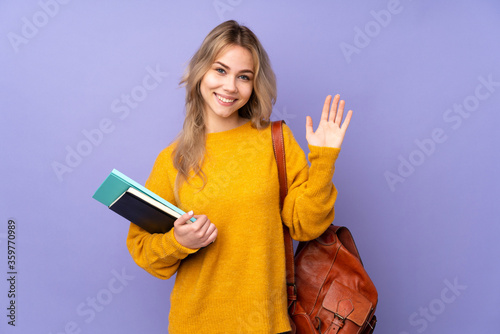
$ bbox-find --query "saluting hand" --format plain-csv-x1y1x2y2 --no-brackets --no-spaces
306,94,353,149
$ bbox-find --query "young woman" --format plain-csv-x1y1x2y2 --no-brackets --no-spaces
126,20,352,333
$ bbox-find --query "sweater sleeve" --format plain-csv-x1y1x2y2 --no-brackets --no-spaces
280,124,340,241
126,148,198,280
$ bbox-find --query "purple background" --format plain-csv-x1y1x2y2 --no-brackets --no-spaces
1,0,499,333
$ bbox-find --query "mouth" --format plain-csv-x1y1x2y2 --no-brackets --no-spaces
215,93,237,105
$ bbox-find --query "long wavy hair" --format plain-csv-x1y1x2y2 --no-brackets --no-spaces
172,20,277,190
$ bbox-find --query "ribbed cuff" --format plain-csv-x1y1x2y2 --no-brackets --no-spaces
163,230,199,259
308,145,340,166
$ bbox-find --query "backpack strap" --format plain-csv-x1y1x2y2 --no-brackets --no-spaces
272,121,288,209
271,120,297,304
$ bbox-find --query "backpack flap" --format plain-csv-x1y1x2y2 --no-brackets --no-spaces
322,280,373,327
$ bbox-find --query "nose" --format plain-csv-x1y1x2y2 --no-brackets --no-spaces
222,76,237,93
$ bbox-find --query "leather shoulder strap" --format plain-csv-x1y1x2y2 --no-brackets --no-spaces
272,121,288,207
271,121,296,289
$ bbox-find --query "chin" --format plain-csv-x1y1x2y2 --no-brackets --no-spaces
213,107,239,118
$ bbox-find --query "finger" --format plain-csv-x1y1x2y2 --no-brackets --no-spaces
334,99,346,125
340,110,353,133
205,224,218,246
198,217,212,236
329,94,340,122
207,223,218,240
174,210,194,227
305,116,314,138
192,214,210,230
321,95,332,122
197,223,217,247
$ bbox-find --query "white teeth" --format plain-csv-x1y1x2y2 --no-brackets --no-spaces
216,94,235,103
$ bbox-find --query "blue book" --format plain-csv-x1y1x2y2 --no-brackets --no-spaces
93,169,195,233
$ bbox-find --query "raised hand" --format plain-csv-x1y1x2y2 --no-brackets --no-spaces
305,94,353,149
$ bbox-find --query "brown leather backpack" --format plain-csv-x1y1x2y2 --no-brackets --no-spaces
272,121,378,334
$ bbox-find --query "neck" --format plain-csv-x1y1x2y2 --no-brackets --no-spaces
205,114,247,134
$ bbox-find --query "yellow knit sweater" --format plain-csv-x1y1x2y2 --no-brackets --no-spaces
126,121,340,333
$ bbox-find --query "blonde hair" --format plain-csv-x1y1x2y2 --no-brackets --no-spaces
172,20,277,189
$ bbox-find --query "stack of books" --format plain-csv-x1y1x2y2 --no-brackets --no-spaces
93,169,194,233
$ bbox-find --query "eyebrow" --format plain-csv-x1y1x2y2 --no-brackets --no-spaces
214,61,254,75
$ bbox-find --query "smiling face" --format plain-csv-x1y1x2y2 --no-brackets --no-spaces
200,45,255,133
